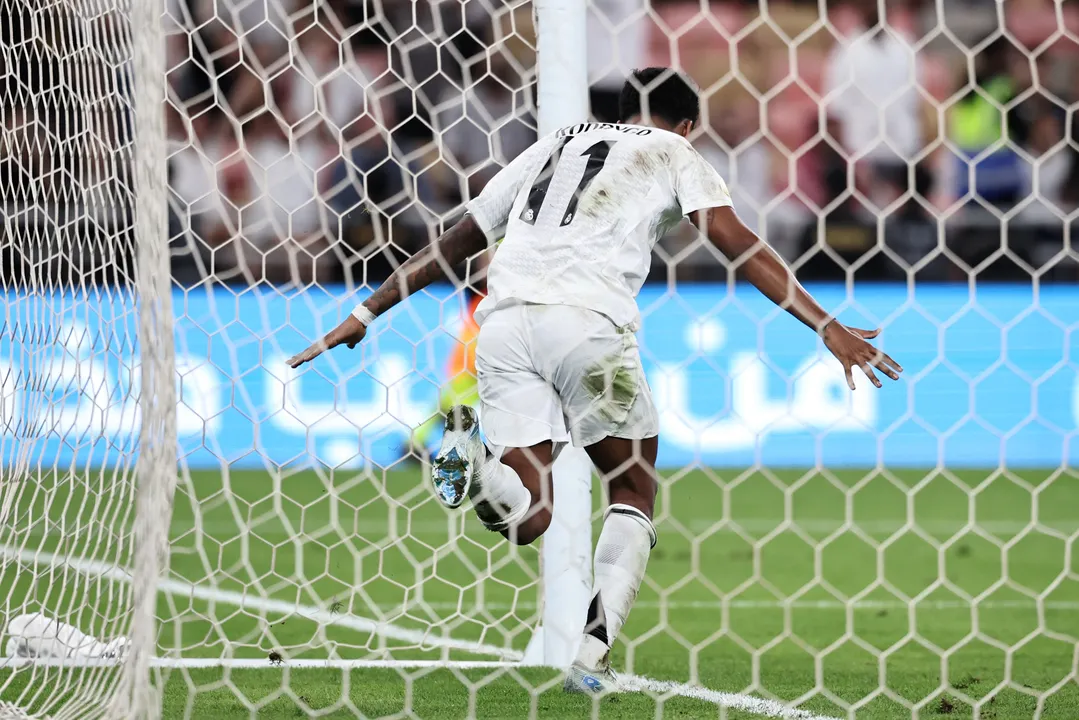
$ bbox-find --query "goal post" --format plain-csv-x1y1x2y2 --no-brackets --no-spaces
519,0,595,670
123,0,174,714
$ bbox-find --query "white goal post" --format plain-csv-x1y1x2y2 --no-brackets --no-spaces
519,0,595,670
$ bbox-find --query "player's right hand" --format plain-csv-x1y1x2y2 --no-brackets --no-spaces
820,322,903,390
286,315,367,368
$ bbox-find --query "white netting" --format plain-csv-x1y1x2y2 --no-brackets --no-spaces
2,0,1078,718
0,0,171,717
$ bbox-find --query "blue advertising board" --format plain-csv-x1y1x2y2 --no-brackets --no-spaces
0,284,1075,469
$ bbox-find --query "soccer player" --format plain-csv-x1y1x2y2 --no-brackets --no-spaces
288,67,903,693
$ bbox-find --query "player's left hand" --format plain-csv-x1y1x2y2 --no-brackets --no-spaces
820,322,903,390
286,315,367,368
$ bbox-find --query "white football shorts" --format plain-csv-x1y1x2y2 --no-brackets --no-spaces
475,303,660,450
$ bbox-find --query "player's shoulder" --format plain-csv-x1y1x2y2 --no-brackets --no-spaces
638,131,706,176
514,132,563,160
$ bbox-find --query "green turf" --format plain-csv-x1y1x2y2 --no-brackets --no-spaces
1,466,1078,718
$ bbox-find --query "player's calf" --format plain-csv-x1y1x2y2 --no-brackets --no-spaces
569,436,659,683
574,503,657,672
469,453,538,541
478,444,556,546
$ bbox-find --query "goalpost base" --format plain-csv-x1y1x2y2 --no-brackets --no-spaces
519,627,551,667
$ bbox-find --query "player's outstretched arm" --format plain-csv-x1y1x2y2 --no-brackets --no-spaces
286,215,488,368
700,205,903,390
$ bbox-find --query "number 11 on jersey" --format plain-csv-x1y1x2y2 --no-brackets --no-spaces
520,140,616,227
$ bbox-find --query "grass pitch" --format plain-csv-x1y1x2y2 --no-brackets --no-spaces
2,466,1078,719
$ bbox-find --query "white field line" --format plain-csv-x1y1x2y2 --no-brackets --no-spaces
17,517,1079,542
0,546,845,719
0,658,519,670
131,518,1079,535
0,658,840,720
620,674,837,720
0,545,520,661
5,543,1072,617
308,598,1079,611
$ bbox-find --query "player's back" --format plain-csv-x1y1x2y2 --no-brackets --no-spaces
466,122,730,330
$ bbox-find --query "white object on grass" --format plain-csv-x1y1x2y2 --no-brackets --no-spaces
4,613,128,662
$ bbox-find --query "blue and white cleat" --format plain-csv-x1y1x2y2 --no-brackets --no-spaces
563,661,620,695
431,405,484,509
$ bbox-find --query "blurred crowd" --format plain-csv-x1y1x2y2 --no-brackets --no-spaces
3,0,1079,288
653,0,1079,283
160,0,536,287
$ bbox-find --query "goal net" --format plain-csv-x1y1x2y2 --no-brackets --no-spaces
1,0,1078,718
0,0,172,714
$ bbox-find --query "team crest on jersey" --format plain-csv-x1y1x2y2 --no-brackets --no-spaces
524,209,535,221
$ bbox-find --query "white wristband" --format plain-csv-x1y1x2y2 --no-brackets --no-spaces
351,304,376,327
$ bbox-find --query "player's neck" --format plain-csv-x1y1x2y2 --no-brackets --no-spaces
624,115,664,130
623,115,683,136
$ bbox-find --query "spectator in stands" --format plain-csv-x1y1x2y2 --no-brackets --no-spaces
205,109,333,286
1016,99,1078,278
238,22,389,139
1019,101,1071,215
434,34,536,200
188,0,297,115
0,107,32,205
700,101,771,237
823,0,931,212
167,103,233,285
942,37,1027,209
164,0,201,102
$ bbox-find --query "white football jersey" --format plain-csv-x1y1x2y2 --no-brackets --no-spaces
465,122,733,330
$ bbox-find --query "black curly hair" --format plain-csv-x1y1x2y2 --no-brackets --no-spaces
618,67,700,127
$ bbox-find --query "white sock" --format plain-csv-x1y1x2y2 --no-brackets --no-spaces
576,503,656,670
469,453,531,531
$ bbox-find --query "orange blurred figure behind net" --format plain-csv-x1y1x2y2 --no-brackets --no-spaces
411,292,483,455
